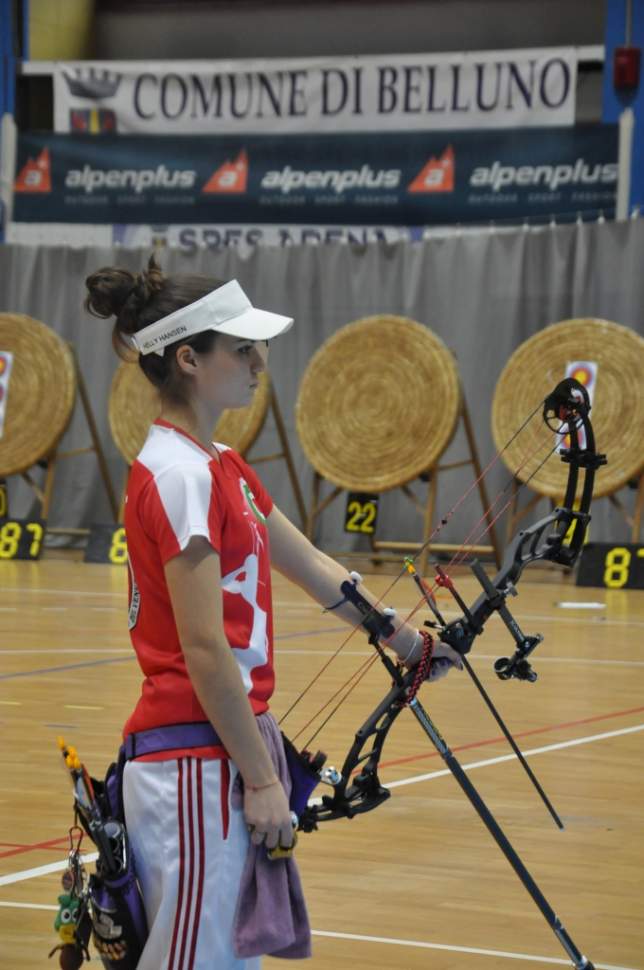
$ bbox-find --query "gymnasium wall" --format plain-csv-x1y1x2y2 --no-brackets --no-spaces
1,217,642,551
94,0,605,59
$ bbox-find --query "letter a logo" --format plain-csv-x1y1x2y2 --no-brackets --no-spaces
14,148,52,193
202,150,248,194
408,146,454,194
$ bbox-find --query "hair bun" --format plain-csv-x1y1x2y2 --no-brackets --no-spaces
84,255,166,330
85,267,136,320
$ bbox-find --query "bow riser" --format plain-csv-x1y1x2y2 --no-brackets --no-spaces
299,669,412,830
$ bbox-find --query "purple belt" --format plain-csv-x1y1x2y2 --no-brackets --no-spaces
123,722,223,761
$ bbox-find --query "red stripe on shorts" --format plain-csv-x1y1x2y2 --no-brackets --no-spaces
186,759,205,970
168,758,186,970
177,758,196,970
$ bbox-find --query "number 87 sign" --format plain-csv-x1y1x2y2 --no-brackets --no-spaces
0,519,46,560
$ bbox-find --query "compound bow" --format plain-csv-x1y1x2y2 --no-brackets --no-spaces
286,378,606,970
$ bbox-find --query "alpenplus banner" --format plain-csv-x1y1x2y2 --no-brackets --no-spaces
13,125,617,226
52,49,577,135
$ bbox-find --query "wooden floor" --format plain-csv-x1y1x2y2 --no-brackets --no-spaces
0,555,643,970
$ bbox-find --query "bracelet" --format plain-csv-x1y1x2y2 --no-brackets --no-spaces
246,777,280,792
405,631,435,705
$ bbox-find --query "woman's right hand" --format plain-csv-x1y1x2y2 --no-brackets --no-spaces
243,780,294,851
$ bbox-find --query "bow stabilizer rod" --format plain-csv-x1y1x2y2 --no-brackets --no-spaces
405,689,596,970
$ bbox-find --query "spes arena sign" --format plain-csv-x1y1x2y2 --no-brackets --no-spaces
13,125,617,226
52,49,577,135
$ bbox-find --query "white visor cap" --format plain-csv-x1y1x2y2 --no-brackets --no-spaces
130,279,294,356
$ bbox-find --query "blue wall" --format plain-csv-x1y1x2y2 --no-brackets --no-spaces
603,0,644,211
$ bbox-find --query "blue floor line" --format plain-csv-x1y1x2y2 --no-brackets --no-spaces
0,626,346,681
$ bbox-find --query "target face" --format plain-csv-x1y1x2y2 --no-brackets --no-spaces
570,365,593,385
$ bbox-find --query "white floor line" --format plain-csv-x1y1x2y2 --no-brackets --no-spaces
5,585,644,628
498,611,644,630
4,724,643,890
0,900,58,911
4,587,122,598
274,648,644,667
0,853,98,887
0,645,642,668
273,599,322,613
0,648,132,655
474,654,644,668
385,723,644,790
311,929,639,970
0,904,635,969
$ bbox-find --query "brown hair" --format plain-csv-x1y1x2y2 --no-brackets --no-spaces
84,255,223,396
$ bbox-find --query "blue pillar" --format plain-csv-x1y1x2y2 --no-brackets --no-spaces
0,0,28,115
603,0,644,211
0,0,27,239
0,0,14,116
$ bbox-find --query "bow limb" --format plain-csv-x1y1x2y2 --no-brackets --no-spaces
299,652,418,832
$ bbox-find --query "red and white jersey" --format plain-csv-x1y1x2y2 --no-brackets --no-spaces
123,419,275,757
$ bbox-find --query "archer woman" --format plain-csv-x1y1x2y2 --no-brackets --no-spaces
85,256,462,969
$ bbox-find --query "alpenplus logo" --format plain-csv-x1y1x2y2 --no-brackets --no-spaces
64,164,197,193
202,151,248,193
14,148,52,193
260,164,400,195
408,146,454,193
469,158,618,192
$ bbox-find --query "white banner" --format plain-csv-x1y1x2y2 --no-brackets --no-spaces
6,222,417,251
112,223,415,250
53,48,577,135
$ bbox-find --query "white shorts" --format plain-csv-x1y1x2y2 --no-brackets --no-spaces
123,756,261,970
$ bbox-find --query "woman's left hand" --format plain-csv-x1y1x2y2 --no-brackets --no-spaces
403,633,463,677
427,640,464,681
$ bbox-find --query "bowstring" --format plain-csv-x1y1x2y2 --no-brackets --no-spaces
298,433,561,750
394,431,566,636
291,653,380,747
448,437,562,570
279,395,550,741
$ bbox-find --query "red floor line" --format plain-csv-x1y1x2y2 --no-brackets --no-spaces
378,703,644,770
4,704,644,861
0,836,70,860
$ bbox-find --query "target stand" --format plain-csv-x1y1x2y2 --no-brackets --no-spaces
109,362,306,529
295,315,501,576
492,318,644,544
0,314,118,533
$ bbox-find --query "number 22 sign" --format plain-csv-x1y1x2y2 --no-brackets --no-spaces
344,493,379,535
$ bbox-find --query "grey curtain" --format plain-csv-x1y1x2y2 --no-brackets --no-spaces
1,218,643,552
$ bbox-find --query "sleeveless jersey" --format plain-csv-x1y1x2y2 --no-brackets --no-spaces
123,419,274,758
